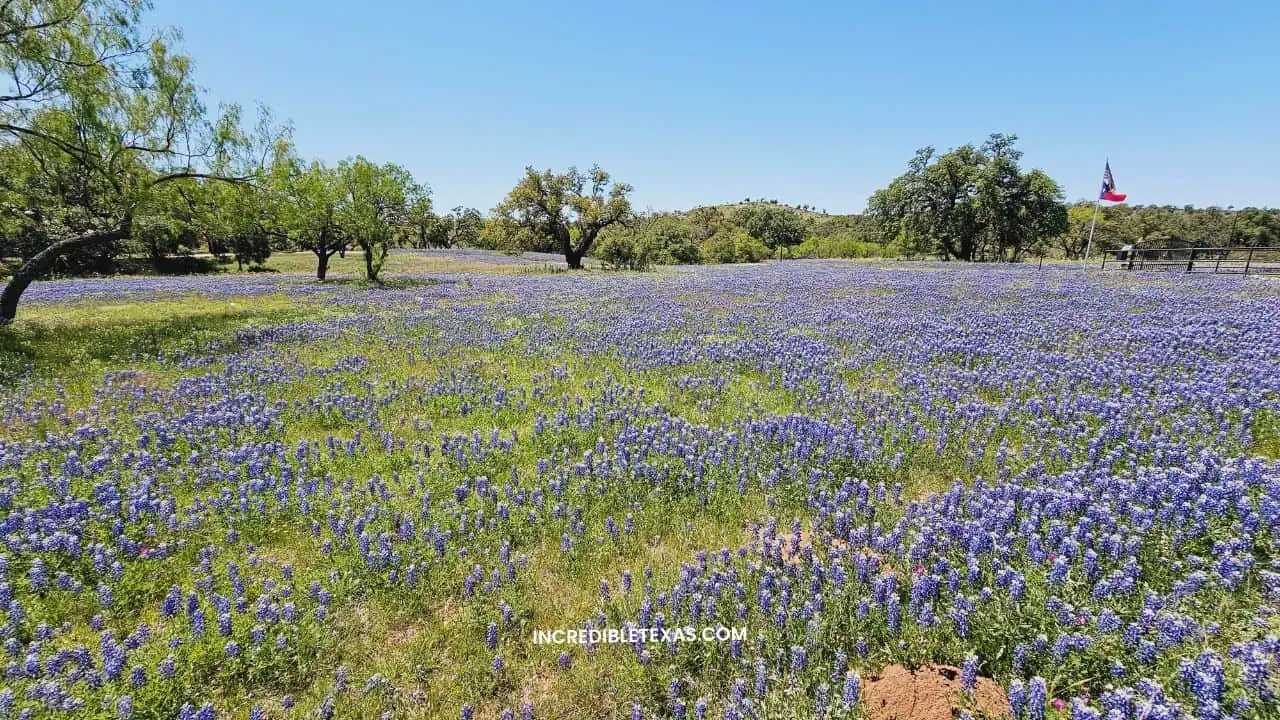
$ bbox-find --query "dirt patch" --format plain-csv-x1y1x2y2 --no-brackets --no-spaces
864,664,1008,720
519,673,555,707
387,624,419,646
482,673,563,719
746,525,851,565
132,370,166,390
382,599,461,648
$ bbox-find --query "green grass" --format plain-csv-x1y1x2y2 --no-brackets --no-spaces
1254,409,1280,459
0,294,315,386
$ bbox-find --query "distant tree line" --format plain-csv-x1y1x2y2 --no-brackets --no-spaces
3,2,1277,323
1055,203,1280,259
863,134,1279,261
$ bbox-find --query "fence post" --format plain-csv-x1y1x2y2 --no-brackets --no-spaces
1244,247,1255,276
1215,250,1223,274
1186,248,1197,273
1127,252,1136,271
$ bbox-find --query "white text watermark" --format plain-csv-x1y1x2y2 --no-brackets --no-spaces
532,626,748,645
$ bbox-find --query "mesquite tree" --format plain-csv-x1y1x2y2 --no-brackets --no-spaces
0,0,267,323
336,156,420,283
265,154,421,282
269,156,350,280
494,165,633,269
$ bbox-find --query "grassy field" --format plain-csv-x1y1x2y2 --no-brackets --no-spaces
1,259,1278,720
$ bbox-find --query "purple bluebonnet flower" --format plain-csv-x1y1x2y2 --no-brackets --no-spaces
1008,680,1026,718
28,559,48,592
815,683,831,716
1012,643,1028,673
161,587,182,618
961,654,978,694
1027,677,1046,720
790,645,807,672
843,670,860,707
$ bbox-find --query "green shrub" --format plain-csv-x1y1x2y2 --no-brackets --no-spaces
642,217,701,265
734,233,771,262
595,232,652,270
701,229,771,264
701,230,737,264
794,233,893,259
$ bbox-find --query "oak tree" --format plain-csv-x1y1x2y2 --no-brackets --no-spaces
494,165,632,269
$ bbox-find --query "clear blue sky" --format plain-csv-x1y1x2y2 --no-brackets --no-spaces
152,1,1278,214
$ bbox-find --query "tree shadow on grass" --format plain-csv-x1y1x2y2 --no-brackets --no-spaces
0,304,305,386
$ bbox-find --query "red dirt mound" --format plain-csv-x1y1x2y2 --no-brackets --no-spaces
863,664,1008,720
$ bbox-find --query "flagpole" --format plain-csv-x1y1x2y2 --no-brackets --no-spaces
1083,157,1110,268
1082,198,1101,266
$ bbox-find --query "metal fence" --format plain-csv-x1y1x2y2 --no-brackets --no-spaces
1100,246,1280,275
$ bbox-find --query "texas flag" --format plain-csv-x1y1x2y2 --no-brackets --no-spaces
1100,161,1127,202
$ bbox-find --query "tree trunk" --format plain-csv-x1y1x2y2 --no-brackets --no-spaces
565,249,585,270
363,243,381,283
1,229,128,324
316,250,330,280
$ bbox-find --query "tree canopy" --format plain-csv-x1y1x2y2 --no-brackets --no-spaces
335,156,421,283
263,152,424,281
867,134,1068,262
494,165,633,269
411,205,483,250
733,204,807,257
0,0,272,321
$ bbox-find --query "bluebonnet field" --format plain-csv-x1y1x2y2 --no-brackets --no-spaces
1,257,1279,720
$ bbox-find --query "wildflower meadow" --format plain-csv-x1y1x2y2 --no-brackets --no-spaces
1,258,1278,720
